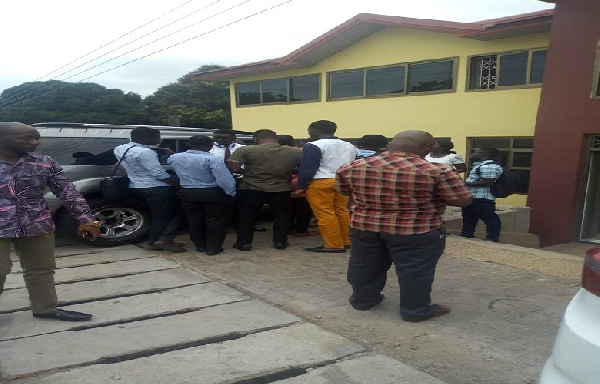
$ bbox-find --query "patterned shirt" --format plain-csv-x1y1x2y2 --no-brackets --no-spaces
0,153,94,238
465,160,503,201
336,151,472,235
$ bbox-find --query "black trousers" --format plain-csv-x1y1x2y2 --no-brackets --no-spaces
236,189,291,245
347,227,446,321
290,197,313,234
460,198,501,241
132,187,179,244
180,188,234,251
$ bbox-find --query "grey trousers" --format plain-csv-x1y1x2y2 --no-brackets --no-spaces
0,233,58,314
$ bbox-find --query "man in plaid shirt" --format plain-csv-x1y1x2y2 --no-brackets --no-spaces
336,130,472,322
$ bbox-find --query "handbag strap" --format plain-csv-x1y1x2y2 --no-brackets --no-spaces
110,145,136,177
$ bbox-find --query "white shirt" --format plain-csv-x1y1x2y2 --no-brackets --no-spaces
425,153,465,167
209,142,244,161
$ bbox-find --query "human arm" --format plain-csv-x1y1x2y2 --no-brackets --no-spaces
450,154,467,173
335,165,352,196
138,149,179,186
210,158,237,196
226,146,246,174
434,166,473,207
296,143,321,189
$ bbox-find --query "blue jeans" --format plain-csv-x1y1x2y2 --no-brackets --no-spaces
460,198,501,241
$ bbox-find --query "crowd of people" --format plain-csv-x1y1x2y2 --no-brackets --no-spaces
0,119,505,323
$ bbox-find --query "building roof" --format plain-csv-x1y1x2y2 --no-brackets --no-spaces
190,9,553,81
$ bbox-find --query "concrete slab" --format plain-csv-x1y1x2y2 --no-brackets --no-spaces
9,250,156,273
275,354,447,383
0,283,249,341
0,268,209,313
4,258,180,289
0,301,302,377
12,323,365,383
9,245,137,262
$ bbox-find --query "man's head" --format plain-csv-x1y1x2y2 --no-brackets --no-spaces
131,127,161,145
213,129,236,146
253,129,278,144
470,148,499,162
0,122,41,155
431,140,454,155
357,135,388,151
388,130,435,158
277,135,295,147
307,120,336,140
187,135,214,152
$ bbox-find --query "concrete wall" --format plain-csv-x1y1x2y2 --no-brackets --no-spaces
228,28,549,206
528,0,600,246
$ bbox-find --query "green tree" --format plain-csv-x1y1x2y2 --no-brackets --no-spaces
0,81,148,124
144,64,232,129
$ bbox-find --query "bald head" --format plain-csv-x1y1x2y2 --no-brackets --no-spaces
388,130,434,158
0,122,41,155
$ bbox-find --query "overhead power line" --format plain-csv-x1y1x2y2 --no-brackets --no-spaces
0,0,226,108
0,0,295,110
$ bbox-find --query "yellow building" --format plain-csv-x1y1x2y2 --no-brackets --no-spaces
191,10,553,205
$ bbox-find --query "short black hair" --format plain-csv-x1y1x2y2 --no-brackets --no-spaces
131,127,159,141
213,129,235,137
358,135,388,150
277,134,295,146
253,129,277,140
188,135,214,149
480,148,500,158
308,120,337,135
437,140,454,153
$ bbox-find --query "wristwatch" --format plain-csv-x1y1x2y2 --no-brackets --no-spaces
86,221,102,227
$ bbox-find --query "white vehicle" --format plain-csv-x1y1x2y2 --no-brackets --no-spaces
539,248,600,383
32,122,253,247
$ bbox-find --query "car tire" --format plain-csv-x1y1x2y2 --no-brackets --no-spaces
57,197,151,247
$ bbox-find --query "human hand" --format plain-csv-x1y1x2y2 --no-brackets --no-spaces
77,223,101,241
291,189,306,198
156,147,175,156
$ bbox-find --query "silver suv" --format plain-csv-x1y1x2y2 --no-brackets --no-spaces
33,122,253,247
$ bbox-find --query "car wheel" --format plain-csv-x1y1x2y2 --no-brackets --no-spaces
57,197,151,247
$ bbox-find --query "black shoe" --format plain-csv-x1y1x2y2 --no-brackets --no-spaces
206,249,223,256
274,242,289,250
351,294,384,311
253,226,267,232
233,242,252,251
196,247,206,252
33,309,92,322
459,234,475,239
304,245,346,253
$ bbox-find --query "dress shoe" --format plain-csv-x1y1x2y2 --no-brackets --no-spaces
196,247,206,252
206,249,223,256
274,242,289,250
159,243,186,253
33,309,92,322
402,304,451,323
158,241,186,248
253,226,267,232
135,243,163,251
233,242,252,251
304,245,346,253
351,294,384,311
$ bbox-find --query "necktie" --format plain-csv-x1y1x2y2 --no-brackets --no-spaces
224,146,231,161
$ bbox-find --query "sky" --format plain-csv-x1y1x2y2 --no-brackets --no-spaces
0,0,554,100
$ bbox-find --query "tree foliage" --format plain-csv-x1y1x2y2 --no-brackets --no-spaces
144,64,232,129
0,64,233,129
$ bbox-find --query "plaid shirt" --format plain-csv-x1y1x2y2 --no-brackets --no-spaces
465,160,503,201
336,151,472,235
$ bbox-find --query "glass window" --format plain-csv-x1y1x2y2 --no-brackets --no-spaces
498,52,528,86
291,75,319,102
471,138,511,148
512,152,533,167
330,70,364,99
513,138,534,148
530,50,547,84
469,56,497,90
36,137,128,165
366,66,406,96
409,60,454,93
512,170,530,194
262,79,288,103
237,82,260,105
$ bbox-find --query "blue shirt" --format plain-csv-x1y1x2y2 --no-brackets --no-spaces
167,150,236,196
466,160,503,200
114,143,172,188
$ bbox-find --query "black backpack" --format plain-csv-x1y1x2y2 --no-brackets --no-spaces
475,162,521,198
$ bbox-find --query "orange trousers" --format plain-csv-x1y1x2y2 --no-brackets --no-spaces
306,178,351,249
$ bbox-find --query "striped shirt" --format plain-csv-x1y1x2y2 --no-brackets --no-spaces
336,151,472,235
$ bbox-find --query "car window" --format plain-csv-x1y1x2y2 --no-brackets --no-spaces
36,137,128,165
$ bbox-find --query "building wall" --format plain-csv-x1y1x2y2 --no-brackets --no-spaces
229,28,550,205
528,0,600,246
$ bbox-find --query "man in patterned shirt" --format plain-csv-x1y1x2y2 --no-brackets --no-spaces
0,122,101,321
336,130,472,322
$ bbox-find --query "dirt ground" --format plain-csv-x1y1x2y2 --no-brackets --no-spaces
164,228,582,384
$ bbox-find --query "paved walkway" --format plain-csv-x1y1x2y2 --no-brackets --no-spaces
0,242,445,383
